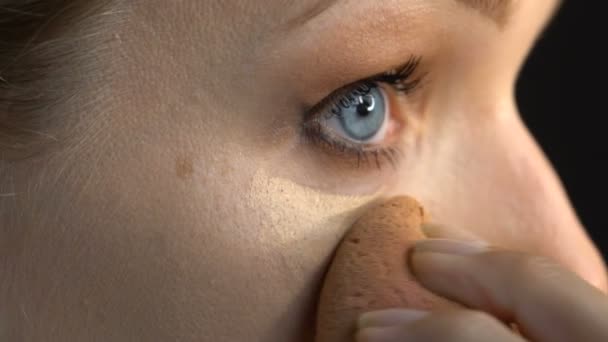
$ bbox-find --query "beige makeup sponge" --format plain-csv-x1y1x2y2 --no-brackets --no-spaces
315,196,457,342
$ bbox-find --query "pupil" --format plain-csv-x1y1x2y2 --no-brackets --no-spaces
356,96,374,116
357,103,371,116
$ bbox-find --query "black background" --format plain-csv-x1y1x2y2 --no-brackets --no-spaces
517,1,606,258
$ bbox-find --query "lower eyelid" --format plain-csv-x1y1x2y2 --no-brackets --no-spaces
301,123,404,170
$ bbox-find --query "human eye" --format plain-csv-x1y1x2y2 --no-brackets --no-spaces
302,56,424,169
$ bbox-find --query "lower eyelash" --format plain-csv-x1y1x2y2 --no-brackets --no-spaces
302,119,403,170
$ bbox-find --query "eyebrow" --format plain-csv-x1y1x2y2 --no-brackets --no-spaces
455,0,514,26
285,0,339,28
289,0,513,29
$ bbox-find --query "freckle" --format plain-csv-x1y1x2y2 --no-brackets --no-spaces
220,162,234,177
176,156,194,180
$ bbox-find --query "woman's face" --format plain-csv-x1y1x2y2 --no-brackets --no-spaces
7,0,606,340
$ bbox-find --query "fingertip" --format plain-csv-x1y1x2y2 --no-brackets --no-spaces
421,223,486,242
358,308,429,329
356,326,402,342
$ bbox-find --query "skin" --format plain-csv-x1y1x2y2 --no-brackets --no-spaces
1,0,606,341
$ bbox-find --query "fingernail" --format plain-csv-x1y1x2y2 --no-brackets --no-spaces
356,327,402,342
412,239,489,256
421,223,484,242
358,309,429,329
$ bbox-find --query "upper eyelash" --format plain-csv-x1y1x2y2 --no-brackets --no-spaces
308,56,423,119
372,56,423,92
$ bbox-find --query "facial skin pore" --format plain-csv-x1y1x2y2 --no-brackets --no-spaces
2,0,605,341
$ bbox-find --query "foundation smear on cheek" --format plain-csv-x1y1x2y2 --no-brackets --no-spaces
248,169,382,246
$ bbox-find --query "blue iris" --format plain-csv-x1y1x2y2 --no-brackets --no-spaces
338,86,386,141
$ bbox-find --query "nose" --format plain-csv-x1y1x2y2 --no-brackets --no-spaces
390,110,607,292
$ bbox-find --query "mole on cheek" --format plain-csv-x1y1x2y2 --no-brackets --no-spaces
176,156,194,180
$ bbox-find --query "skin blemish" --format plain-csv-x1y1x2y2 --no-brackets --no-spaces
176,156,194,180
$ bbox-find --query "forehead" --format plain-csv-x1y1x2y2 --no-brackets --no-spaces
208,0,331,29
133,1,319,35
220,0,512,26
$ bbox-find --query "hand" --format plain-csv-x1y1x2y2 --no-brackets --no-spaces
356,238,608,342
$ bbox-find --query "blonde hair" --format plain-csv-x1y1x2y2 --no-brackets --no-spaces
0,0,114,160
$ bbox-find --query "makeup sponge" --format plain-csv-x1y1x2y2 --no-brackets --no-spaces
315,196,457,342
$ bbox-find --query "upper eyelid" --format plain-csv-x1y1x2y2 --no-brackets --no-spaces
305,55,424,120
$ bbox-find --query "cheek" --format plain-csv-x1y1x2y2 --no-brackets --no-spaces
139,166,379,341
49,151,378,340
11,138,373,340
225,169,380,339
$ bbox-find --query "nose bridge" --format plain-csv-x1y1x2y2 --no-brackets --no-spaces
395,111,607,291
501,126,607,292
502,116,608,291
469,113,570,245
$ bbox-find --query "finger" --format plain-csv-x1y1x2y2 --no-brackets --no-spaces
422,223,483,242
357,309,525,342
409,239,608,342
358,309,429,328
